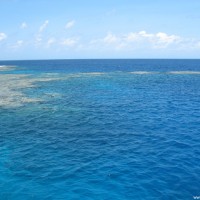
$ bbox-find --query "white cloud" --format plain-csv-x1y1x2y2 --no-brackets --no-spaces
90,33,122,49
154,32,180,48
0,33,7,41
102,33,128,50
124,31,154,43
46,38,56,47
21,22,27,29
103,33,118,44
61,38,78,47
34,20,49,47
139,31,154,38
39,20,49,33
11,40,24,49
125,31,181,48
90,31,182,51
34,34,42,47
124,32,138,42
65,20,75,29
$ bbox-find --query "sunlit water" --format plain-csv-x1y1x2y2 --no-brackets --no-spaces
0,59,200,199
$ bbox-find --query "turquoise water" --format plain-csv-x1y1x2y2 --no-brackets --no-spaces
0,59,200,199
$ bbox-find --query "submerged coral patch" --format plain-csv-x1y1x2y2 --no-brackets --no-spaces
0,73,66,108
129,71,157,74
168,71,200,74
0,65,16,71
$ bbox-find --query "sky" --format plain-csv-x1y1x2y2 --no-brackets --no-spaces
0,0,200,60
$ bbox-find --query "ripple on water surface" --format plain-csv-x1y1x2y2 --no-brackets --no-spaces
0,61,200,199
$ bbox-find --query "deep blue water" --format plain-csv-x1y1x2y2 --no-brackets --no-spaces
0,59,200,199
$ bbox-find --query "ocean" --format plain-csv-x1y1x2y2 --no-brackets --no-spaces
0,59,200,199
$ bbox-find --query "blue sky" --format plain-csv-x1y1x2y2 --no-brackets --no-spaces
0,0,200,60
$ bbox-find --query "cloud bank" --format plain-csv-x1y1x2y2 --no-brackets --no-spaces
91,31,182,50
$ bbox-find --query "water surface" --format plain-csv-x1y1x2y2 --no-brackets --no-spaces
0,59,200,199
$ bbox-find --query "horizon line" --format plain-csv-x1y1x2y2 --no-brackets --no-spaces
1,58,200,62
